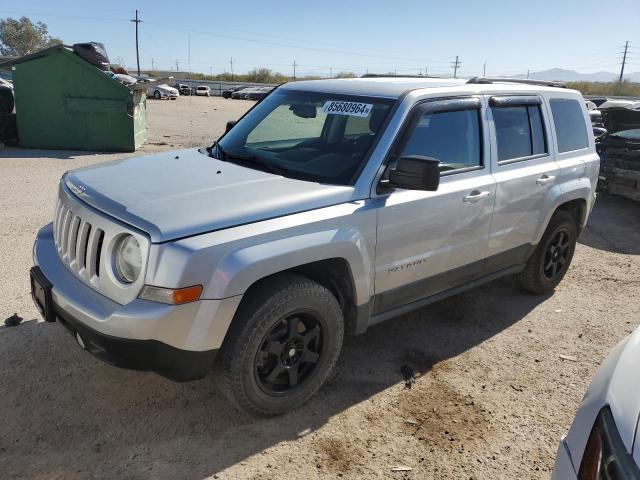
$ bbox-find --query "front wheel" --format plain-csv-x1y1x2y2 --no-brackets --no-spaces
516,210,577,294
216,274,344,416
153,90,161,100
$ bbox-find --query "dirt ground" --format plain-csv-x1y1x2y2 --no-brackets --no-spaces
0,96,639,480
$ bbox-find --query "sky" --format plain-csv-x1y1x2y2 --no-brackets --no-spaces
2,0,640,78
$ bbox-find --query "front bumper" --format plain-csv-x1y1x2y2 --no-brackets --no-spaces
551,437,577,480
33,223,242,381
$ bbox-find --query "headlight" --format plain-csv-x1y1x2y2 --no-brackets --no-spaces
578,407,640,479
115,235,142,283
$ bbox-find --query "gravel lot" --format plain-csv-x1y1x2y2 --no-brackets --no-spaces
0,96,639,479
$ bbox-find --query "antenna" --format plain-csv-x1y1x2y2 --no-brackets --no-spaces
130,9,142,76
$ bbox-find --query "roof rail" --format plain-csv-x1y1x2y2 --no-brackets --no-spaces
466,76,566,88
360,73,445,79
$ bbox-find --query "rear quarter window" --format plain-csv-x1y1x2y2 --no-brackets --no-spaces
550,99,589,153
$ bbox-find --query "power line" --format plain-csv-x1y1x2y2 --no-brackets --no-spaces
130,9,142,76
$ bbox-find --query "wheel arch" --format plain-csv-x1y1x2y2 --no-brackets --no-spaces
239,258,360,335
534,189,590,244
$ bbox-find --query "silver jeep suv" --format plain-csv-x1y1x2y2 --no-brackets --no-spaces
31,77,600,415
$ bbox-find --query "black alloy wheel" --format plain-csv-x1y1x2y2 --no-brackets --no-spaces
255,312,324,394
543,230,571,280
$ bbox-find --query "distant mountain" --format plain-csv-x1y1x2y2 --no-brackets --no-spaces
507,68,640,83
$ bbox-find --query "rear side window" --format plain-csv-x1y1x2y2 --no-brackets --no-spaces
550,99,589,152
492,105,547,162
400,109,481,172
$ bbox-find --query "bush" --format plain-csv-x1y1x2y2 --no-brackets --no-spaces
567,80,640,97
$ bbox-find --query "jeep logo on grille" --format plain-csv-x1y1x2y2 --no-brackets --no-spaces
68,182,86,195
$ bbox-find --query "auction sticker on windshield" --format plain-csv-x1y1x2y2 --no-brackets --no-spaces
322,101,373,117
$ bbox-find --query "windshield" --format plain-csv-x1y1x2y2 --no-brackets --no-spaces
610,129,640,141
217,89,394,185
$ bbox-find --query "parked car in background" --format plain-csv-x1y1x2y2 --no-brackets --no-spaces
552,326,640,479
0,77,14,114
144,80,179,100
587,97,609,107
595,104,640,199
195,85,211,97
246,86,275,101
177,84,192,96
222,85,249,99
232,86,265,99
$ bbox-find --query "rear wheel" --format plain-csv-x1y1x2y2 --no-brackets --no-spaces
516,210,577,294
216,274,344,416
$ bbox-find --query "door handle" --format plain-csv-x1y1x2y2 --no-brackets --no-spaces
536,174,556,185
462,190,491,203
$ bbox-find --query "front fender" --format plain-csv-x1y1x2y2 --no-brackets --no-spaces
206,227,372,304
145,201,377,306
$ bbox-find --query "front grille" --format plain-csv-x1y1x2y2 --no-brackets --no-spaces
53,200,105,279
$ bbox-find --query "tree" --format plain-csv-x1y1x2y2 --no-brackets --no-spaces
0,17,62,57
335,71,357,78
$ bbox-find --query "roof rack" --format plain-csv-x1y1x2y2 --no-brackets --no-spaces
360,73,445,79
466,76,566,88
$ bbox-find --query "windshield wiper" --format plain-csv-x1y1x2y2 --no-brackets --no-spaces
206,142,226,160
223,151,287,176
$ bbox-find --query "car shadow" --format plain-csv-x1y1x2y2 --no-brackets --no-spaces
0,277,548,479
579,194,640,255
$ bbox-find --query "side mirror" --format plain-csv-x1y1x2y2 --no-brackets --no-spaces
225,120,237,133
388,155,440,191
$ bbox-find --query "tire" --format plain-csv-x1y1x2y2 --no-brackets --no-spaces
216,274,344,416
153,90,161,100
516,210,577,294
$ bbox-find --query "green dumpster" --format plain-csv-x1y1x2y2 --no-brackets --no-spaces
0,45,147,152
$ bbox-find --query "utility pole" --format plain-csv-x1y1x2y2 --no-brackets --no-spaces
451,55,461,78
293,60,297,80
527,69,530,79
619,40,629,82
329,67,332,79
151,57,155,70
425,66,428,77
482,61,486,77
175,59,179,72
229,58,234,81
130,9,142,76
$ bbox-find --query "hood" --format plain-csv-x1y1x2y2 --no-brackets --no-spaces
602,106,640,134
64,149,355,242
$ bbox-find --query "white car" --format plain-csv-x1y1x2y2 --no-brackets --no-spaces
195,85,211,96
146,81,179,100
552,327,640,478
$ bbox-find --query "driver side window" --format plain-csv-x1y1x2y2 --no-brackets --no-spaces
400,108,482,172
